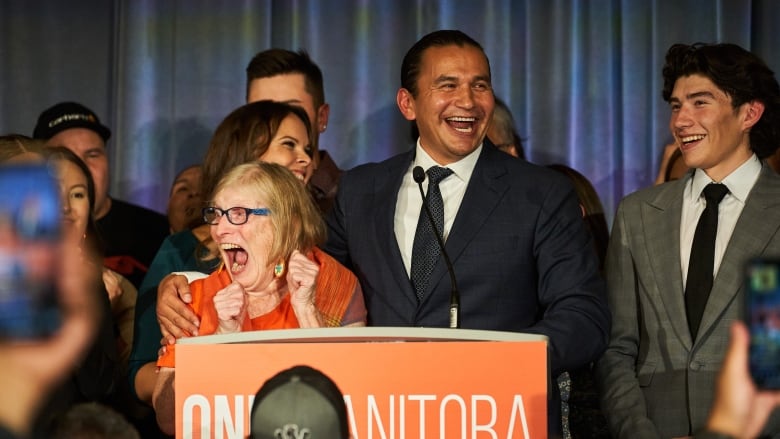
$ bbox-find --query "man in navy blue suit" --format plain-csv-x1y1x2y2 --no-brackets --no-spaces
324,29,610,434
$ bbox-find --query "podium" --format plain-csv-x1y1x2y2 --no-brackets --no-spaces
175,327,549,439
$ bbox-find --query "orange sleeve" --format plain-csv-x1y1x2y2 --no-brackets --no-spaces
312,247,363,326
155,268,232,368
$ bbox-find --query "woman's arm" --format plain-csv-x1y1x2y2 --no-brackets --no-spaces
134,362,158,404
152,367,176,435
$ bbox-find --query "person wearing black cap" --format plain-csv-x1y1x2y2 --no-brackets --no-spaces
33,101,169,289
250,365,350,439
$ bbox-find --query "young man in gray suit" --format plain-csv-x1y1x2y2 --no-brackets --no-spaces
595,43,780,438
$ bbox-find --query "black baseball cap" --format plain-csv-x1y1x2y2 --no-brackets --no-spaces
250,365,349,439
33,101,111,141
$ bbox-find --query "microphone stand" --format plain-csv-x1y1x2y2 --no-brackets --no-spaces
413,166,460,328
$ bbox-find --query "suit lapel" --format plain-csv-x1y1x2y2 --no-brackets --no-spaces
698,167,780,338
643,178,692,347
374,151,419,305
420,146,509,300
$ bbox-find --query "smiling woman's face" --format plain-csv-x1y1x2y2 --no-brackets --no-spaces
210,183,275,291
56,159,91,244
258,114,312,183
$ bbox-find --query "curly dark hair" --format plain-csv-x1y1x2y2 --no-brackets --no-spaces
661,43,780,158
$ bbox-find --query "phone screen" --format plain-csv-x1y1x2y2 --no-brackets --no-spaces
746,258,780,389
0,164,62,339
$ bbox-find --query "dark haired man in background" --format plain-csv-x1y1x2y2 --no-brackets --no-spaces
245,49,341,214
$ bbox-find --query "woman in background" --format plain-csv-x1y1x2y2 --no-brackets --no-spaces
548,163,610,439
547,164,609,272
166,164,203,234
0,142,119,437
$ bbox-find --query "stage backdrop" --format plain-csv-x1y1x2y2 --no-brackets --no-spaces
1,0,779,226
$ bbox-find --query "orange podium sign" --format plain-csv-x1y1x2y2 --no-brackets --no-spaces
175,327,548,439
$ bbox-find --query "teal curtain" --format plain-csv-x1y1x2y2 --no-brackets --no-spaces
1,0,778,225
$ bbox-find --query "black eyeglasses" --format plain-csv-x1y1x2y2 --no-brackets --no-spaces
202,206,270,225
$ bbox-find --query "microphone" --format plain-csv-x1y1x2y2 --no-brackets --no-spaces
413,166,460,328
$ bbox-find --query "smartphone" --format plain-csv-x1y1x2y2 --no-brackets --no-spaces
746,258,780,389
0,164,62,339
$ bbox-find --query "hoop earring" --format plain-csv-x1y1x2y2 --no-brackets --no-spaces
274,261,285,278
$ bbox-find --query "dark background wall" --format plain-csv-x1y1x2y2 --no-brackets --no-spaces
1,0,778,224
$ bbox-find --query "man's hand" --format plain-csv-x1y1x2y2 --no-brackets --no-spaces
156,273,199,344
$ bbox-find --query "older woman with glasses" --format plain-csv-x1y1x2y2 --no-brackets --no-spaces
130,100,324,412
152,162,365,434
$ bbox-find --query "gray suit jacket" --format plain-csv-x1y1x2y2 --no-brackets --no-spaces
595,166,780,438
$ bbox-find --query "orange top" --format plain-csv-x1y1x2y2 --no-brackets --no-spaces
158,247,363,368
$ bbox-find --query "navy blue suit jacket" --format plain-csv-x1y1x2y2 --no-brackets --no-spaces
325,144,610,376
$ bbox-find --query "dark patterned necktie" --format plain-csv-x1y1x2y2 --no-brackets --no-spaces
410,166,454,300
685,182,729,339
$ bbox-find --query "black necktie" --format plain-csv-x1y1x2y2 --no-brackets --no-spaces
685,183,729,339
410,166,453,300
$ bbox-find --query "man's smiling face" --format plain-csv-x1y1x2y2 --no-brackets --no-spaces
669,74,754,181
397,44,495,165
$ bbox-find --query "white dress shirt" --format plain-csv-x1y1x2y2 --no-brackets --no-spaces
394,140,482,276
680,155,762,286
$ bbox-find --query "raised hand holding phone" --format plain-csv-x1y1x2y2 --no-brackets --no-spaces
745,258,780,389
0,164,62,339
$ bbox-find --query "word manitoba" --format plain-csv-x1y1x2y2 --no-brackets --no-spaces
181,392,536,439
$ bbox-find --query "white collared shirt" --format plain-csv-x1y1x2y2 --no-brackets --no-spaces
394,140,482,276
680,155,762,286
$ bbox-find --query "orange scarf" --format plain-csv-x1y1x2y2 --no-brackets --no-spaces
157,247,358,368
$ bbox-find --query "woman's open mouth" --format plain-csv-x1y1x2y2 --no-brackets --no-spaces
221,242,248,274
